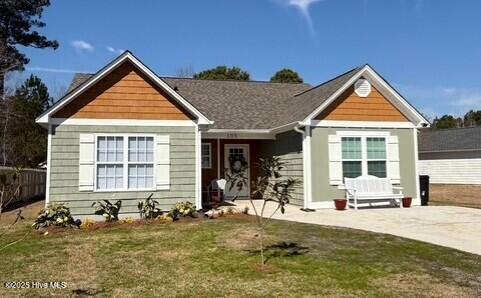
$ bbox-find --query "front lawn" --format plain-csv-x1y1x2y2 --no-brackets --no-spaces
1,204,480,297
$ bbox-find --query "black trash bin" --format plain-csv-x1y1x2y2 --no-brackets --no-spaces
419,175,429,206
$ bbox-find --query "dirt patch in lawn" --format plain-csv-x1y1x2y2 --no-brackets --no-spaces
375,273,478,297
430,184,481,208
217,225,280,251
0,200,44,228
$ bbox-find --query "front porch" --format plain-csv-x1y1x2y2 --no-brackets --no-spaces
201,138,261,208
199,130,305,209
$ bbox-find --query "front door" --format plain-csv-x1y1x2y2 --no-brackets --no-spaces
224,144,250,199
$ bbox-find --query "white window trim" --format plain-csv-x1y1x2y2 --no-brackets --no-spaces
201,143,212,169
338,131,390,179
93,133,157,192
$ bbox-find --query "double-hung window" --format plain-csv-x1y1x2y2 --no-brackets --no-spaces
341,136,387,179
128,136,155,189
341,137,363,178
366,137,387,178
96,135,155,191
97,136,124,190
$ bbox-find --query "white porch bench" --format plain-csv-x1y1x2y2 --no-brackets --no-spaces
343,175,404,210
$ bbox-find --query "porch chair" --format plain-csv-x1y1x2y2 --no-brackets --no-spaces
207,179,226,206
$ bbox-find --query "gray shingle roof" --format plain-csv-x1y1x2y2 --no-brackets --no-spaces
418,127,481,152
162,78,311,129
61,66,363,129
276,67,361,125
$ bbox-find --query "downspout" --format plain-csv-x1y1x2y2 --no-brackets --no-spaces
294,124,311,210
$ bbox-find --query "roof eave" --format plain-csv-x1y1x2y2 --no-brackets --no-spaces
36,51,212,125
300,65,430,127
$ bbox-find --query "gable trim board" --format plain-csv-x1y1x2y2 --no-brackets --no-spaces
37,51,212,126
311,120,416,129
50,118,197,127
300,65,428,128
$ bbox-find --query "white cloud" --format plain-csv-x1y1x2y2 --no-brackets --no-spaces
71,40,94,52
106,46,124,55
274,0,323,34
451,95,481,108
26,66,91,74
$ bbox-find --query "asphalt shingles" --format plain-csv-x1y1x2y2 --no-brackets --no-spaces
57,66,363,129
418,127,481,152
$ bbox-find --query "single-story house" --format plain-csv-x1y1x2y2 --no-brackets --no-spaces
419,127,481,184
36,51,429,216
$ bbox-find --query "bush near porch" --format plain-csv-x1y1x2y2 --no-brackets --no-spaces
0,201,480,297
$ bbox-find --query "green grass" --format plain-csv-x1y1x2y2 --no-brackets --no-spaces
1,214,480,297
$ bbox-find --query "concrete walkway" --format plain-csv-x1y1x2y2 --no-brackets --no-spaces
233,200,481,255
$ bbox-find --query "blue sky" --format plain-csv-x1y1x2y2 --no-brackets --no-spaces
13,0,481,119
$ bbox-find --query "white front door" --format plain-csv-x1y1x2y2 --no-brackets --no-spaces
224,144,250,199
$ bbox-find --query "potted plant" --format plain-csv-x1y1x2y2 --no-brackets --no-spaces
333,199,347,210
402,197,412,208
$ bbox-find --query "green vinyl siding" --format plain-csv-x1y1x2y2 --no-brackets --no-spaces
259,130,304,206
310,127,417,202
49,124,196,216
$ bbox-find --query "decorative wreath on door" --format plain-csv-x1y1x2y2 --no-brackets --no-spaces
225,154,249,192
228,154,248,174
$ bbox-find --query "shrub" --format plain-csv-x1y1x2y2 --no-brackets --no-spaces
226,206,235,215
158,215,173,223
242,206,249,214
167,201,196,220
121,217,135,224
32,203,79,229
81,218,96,229
91,200,122,222
138,194,162,219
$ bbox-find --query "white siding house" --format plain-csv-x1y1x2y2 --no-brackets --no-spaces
418,127,481,185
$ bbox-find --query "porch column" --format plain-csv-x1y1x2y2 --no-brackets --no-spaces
302,126,312,209
46,124,52,205
195,126,202,209
217,138,221,199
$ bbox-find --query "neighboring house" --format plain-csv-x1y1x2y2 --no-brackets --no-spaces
36,51,429,216
418,127,481,184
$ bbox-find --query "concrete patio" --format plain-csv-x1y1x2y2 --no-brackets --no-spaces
233,200,481,255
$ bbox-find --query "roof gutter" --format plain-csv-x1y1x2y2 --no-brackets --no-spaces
294,123,311,210
293,123,305,136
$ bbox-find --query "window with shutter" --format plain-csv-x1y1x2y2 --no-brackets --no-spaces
156,135,170,190
78,134,168,192
79,134,95,191
329,132,400,185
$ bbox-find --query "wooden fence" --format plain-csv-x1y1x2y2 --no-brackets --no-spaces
0,166,46,207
